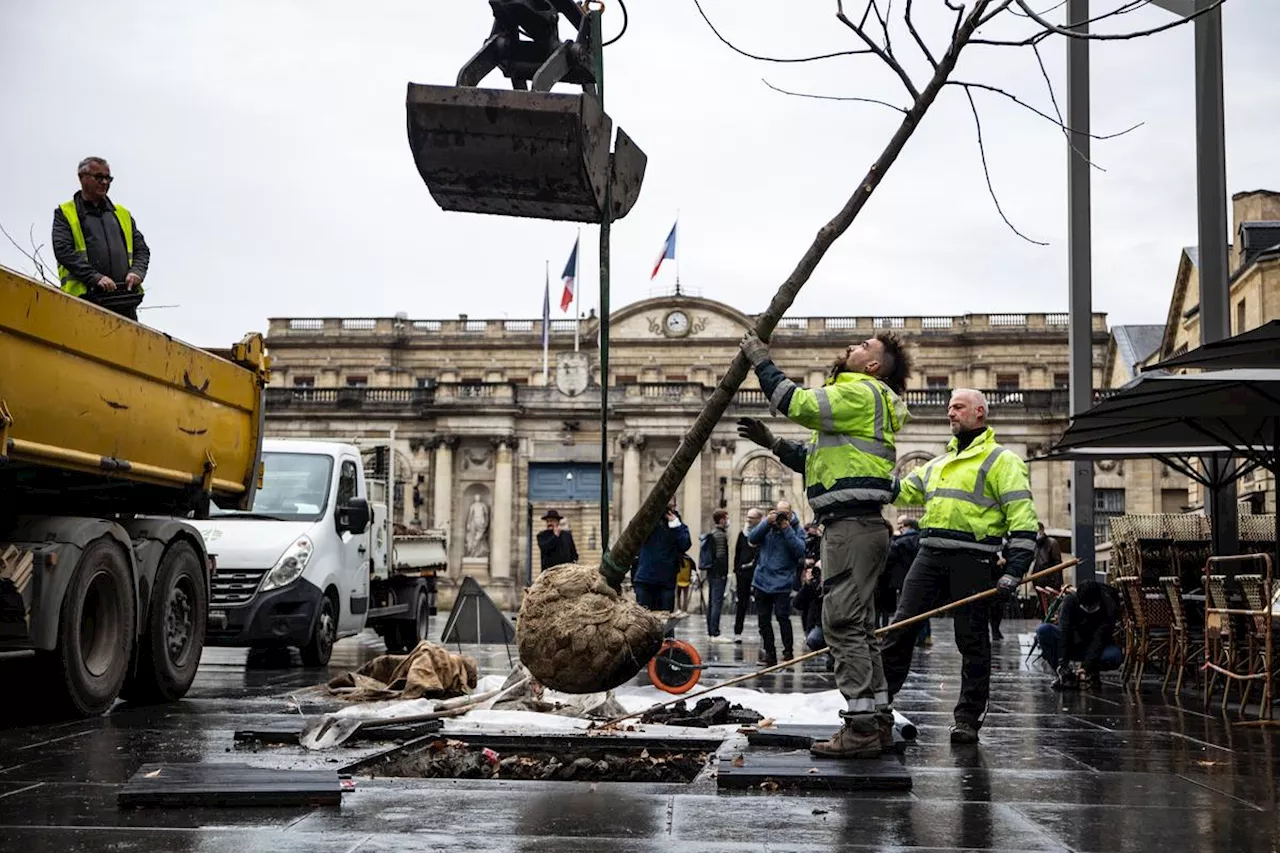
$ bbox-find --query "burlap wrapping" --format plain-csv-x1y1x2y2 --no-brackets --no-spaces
327,641,478,702
517,562,666,693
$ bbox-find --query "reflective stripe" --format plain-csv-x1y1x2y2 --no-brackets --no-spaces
973,447,1006,497
815,432,896,462
861,379,886,443
874,691,889,708
998,489,1034,504
1007,538,1036,551
809,486,894,508
920,536,1003,553
925,487,999,509
814,387,835,432
770,377,797,412
847,696,877,713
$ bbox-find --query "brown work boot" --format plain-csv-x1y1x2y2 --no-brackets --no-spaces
878,713,894,752
810,722,882,759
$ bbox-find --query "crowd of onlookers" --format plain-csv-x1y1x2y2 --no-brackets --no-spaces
535,501,1121,690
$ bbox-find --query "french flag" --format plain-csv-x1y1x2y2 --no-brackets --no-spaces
560,236,579,312
651,220,677,279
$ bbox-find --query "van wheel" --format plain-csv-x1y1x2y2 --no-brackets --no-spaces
300,593,337,667
42,537,136,718
121,541,207,704
408,589,430,649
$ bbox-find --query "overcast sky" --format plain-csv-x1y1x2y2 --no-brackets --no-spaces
1,1,1276,348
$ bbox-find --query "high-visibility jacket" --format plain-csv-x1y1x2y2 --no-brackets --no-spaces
57,199,135,297
755,361,909,517
895,426,1040,575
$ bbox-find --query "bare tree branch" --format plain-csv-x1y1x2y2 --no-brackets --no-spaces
836,0,921,100
975,0,1226,46
763,77,909,114
948,80,1142,140
1029,40,1108,171
945,0,967,38
691,0,875,63
978,0,1018,27
869,0,894,55
904,0,939,68
0,221,58,287
961,87,1049,246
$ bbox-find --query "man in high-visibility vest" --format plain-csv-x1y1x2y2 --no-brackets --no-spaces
737,329,912,759
882,388,1040,745
51,156,151,320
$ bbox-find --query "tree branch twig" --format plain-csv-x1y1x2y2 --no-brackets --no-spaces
904,0,938,68
948,80,1142,141
0,221,58,287
961,87,1049,246
692,0,876,63
835,0,921,100
763,78,909,114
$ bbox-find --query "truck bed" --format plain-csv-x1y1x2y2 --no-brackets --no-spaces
0,266,271,517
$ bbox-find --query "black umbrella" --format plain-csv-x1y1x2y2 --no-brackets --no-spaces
1146,321,1280,373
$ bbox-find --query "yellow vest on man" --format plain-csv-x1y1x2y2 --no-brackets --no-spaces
895,426,1039,556
57,200,136,297
781,370,909,512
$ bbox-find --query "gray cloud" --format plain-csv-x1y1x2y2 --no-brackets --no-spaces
1,0,1275,347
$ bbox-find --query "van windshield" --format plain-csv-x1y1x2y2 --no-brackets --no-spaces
211,452,334,522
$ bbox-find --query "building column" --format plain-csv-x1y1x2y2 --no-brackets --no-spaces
490,437,514,583
431,435,459,534
621,433,645,530
683,447,703,555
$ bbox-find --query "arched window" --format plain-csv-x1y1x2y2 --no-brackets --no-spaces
740,456,789,509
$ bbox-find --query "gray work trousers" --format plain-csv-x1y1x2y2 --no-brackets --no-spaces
819,515,892,727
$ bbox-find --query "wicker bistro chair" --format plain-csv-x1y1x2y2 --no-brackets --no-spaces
1117,576,1174,687
1203,574,1241,713
1235,573,1277,719
1203,554,1276,723
1158,575,1205,693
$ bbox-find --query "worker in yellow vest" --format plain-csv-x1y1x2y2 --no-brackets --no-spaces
883,388,1041,745
51,156,151,320
737,329,912,759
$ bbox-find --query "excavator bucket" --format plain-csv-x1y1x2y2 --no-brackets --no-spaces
406,83,646,223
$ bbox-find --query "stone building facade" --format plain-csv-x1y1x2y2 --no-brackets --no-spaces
262,297,1113,609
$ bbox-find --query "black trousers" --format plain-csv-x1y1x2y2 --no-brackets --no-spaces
754,589,794,657
882,546,995,727
732,568,755,634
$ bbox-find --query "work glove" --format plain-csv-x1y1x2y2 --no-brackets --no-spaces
739,330,770,367
996,572,1021,601
736,417,775,450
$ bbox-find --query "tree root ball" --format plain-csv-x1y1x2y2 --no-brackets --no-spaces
517,562,666,694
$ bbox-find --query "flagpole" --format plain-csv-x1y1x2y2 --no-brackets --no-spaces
574,230,581,353
674,209,681,295
543,260,550,384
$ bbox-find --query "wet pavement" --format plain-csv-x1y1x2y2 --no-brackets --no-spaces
1,616,1278,852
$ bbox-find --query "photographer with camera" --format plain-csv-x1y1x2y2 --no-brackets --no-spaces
746,500,806,667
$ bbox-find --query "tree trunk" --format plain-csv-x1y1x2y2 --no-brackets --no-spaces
605,3,989,574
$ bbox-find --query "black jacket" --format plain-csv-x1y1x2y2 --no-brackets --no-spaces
733,530,759,575
52,191,151,291
886,529,920,591
1057,585,1122,664
536,528,578,571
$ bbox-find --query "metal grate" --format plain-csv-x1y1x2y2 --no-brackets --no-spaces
211,568,269,607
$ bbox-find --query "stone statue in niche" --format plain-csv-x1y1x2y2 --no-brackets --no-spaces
463,493,490,559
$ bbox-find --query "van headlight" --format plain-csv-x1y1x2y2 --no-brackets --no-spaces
260,536,314,592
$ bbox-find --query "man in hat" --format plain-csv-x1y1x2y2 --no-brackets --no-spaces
537,509,579,572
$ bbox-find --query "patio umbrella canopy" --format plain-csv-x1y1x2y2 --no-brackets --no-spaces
1146,321,1280,373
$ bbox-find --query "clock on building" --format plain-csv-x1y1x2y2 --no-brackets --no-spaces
663,309,691,338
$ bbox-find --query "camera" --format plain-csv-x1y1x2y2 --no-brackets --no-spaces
772,511,791,526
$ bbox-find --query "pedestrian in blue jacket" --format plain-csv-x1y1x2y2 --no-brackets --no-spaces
748,499,806,665
634,496,692,627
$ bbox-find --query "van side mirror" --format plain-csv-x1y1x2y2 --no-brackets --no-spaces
337,497,370,535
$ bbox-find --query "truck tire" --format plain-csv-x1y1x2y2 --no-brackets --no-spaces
300,592,337,667
42,537,136,718
120,541,207,704
382,588,430,653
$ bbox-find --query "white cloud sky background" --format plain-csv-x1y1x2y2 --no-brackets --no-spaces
1,0,1276,348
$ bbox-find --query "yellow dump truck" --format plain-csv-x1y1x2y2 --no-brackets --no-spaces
0,265,269,716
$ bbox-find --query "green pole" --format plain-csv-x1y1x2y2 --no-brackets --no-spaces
590,8,612,555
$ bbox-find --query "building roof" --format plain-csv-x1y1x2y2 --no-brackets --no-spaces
1114,325,1165,373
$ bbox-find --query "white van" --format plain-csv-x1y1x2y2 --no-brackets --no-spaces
190,438,443,665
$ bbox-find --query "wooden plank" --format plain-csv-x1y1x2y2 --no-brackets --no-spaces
117,762,343,808
716,751,912,792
